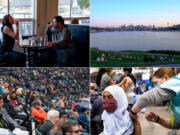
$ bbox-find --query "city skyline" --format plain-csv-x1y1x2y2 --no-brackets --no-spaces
91,0,180,27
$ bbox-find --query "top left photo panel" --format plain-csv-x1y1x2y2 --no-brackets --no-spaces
0,0,90,67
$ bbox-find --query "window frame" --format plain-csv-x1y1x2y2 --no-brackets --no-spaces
59,0,90,24
0,0,36,35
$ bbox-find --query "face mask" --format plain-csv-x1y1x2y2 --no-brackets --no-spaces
155,81,161,87
102,98,117,113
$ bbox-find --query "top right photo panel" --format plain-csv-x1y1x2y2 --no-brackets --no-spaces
90,0,180,67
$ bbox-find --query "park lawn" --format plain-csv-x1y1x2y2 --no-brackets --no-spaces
91,50,180,67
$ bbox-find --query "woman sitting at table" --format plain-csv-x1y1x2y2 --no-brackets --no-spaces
0,14,26,66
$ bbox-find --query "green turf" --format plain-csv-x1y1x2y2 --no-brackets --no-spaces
91,49,180,67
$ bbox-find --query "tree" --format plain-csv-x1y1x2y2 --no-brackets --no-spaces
77,0,89,9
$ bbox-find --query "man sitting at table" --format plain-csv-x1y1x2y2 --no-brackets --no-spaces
47,16,72,66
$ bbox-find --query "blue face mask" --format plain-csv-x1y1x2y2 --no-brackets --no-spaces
155,81,161,87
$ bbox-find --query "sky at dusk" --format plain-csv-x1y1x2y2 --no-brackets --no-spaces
91,0,180,27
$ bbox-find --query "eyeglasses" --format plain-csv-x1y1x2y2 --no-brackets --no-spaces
71,129,81,133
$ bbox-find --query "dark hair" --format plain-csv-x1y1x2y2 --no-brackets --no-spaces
33,100,41,106
123,68,132,74
127,74,136,86
53,16,64,25
0,95,3,100
62,121,78,134
82,108,88,113
10,90,16,95
1,14,13,32
95,68,107,87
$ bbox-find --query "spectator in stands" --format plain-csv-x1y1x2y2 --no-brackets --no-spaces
56,99,65,114
61,121,81,135
67,110,77,123
1,82,9,93
47,16,72,66
3,94,27,123
25,90,35,106
78,108,89,126
50,118,67,135
40,110,59,135
32,100,47,125
9,90,18,108
0,14,26,66
0,94,18,130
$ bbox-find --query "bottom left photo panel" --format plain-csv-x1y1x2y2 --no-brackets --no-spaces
0,67,90,135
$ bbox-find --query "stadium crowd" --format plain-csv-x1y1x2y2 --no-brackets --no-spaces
0,67,89,135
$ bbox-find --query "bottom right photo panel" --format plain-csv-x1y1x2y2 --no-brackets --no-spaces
90,68,180,135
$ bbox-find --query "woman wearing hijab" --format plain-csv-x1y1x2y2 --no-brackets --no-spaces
130,68,180,129
102,85,141,135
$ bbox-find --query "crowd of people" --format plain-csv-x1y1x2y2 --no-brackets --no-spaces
90,68,180,135
93,52,175,63
0,67,89,135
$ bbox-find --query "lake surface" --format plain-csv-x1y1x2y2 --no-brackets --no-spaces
90,31,180,51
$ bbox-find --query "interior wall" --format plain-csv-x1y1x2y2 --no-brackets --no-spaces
36,0,58,37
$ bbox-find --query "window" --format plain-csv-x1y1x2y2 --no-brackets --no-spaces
71,0,89,17
58,0,90,25
59,0,71,17
9,0,33,18
0,0,35,40
0,0,8,18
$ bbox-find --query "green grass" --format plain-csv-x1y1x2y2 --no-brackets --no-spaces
91,49,180,67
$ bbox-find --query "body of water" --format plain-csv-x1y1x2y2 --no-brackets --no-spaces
90,31,180,51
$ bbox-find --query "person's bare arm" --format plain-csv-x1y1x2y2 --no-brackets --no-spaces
145,111,171,129
3,24,19,40
134,118,142,135
118,77,132,92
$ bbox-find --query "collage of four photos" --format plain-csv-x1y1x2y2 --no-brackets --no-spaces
0,0,180,135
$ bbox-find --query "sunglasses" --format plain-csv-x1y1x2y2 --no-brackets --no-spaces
71,129,81,133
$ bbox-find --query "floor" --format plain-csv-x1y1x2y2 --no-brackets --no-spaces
139,106,180,135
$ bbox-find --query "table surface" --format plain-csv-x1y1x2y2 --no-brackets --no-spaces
19,39,49,49
19,45,50,49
